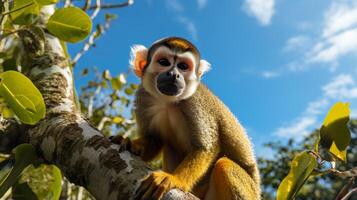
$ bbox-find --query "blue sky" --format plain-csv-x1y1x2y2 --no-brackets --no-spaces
68,0,357,157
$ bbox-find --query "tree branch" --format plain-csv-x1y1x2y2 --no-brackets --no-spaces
0,4,200,200
88,0,133,10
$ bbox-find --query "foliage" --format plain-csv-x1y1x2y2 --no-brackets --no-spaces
3,0,356,199
0,144,39,197
47,7,92,43
276,102,352,200
79,68,137,138
260,117,357,200
0,0,133,198
0,71,45,125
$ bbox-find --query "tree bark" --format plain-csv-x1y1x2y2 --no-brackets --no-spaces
0,5,199,200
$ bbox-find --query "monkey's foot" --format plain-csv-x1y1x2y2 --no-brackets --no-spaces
135,171,187,200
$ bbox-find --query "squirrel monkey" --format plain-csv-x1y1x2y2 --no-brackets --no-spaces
111,37,260,200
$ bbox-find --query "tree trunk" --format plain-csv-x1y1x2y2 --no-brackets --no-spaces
0,5,198,200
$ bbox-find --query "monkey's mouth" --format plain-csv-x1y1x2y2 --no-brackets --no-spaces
157,82,183,96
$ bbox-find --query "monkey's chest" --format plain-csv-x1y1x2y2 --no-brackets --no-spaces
148,105,191,152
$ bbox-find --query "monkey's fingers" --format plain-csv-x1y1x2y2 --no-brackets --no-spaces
141,180,160,200
135,174,155,200
136,173,166,200
152,177,171,200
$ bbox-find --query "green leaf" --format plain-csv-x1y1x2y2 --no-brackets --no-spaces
9,0,39,25
320,102,351,161
0,144,38,197
110,74,126,90
112,116,123,124
47,7,92,43
12,182,38,200
277,151,317,200
33,0,58,5
48,165,62,200
0,71,46,125
124,88,134,95
19,165,61,199
313,133,320,153
0,159,13,182
130,83,139,90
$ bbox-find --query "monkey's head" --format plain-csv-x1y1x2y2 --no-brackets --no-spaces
130,37,211,102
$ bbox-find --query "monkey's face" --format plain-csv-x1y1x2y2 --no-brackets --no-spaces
130,37,211,102
144,46,200,101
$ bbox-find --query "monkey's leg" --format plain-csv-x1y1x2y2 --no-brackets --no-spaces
204,157,260,200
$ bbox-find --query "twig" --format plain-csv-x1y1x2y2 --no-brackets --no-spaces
90,0,100,19
340,187,357,200
64,0,72,8
82,0,91,11
329,167,357,178
1,2,34,15
0,29,19,42
72,16,113,66
0,153,10,159
87,85,101,118
336,178,355,200
88,0,133,10
1,189,12,200
97,117,110,131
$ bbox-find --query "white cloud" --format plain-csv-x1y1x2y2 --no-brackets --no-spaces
305,99,329,115
322,74,357,99
275,117,317,137
283,36,310,53
165,0,184,12
261,70,280,79
308,28,357,63
197,0,207,9
243,0,275,26
308,1,357,64
274,74,357,139
322,1,357,38
176,17,198,41
281,1,357,70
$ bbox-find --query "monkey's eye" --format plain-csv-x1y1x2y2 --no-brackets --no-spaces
177,62,189,71
158,58,171,67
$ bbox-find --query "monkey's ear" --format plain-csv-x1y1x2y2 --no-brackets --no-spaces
129,45,148,77
198,60,211,78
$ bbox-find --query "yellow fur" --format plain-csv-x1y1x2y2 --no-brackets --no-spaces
119,37,261,200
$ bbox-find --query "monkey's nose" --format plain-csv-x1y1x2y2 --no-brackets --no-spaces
166,71,173,76
166,71,179,80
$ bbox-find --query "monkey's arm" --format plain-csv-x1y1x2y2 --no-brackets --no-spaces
135,148,218,200
173,149,217,189
131,135,163,162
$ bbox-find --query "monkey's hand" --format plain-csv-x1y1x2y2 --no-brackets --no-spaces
109,135,143,156
135,171,187,200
